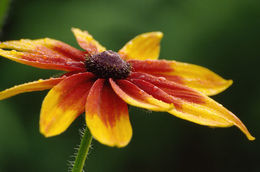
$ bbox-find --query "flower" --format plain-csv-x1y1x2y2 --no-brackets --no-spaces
0,28,254,147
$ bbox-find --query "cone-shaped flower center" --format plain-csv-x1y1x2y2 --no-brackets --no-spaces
85,50,131,79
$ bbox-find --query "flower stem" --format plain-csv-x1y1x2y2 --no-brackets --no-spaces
72,127,93,172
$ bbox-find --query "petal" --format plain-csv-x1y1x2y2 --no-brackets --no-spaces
129,73,205,107
129,73,255,141
118,32,163,60
40,72,95,137
0,38,86,61
0,39,86,71
0,77,64,100
129,59,233,96
71,28,106,54
85,79,132,147
109,78,172,111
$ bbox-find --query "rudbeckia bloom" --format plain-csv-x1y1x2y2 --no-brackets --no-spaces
0,28,254,147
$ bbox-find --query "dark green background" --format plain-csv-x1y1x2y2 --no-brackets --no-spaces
0,0,259,171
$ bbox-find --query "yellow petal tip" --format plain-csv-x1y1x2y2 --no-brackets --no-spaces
154,31,163,38
142,31,163,40
227,79,233,87
40,128,51,138
71,27,80,33
40,125,55,138
247,135,255,141
71,27,88,36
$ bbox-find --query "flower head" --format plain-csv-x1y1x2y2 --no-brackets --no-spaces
0,28,254,147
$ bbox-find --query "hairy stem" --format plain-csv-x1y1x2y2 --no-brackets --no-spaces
72,127,93,172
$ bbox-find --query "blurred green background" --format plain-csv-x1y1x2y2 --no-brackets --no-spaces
0,0,259,171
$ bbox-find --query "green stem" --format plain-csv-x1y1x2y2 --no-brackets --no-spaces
72,127,93,172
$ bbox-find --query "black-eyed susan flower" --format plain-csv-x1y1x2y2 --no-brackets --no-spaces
0,28,254,147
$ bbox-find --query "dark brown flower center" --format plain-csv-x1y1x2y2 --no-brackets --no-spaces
85,50,131,79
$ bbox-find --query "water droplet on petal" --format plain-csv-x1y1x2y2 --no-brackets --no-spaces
158,76,166,80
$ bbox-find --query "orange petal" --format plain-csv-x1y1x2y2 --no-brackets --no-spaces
0,39,86,71
118,32,163,60
0,77,64,100
129,59,233,96
128,73,255,141
0,38,86,61
109,78,172,111
40,72,95,137
85,79,132,147
71,28,106,54
129,73,205,108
